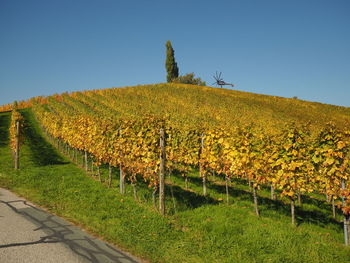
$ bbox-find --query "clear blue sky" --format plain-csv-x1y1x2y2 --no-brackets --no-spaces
1,0,349,107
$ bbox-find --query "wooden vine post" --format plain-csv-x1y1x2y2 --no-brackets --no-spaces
97,165,101,182
225,175,230,204
119,128,125,194
159,128,166,215
332,196,336,219
84,150,88,172
108,164,113,188
270,185,276,200
342,179,350,245
120,166,125,194
200,134,207,196
14,120,20,170
252,183,260,217
290,198,296,226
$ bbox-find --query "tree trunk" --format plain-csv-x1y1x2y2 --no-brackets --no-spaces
159,128,166,215
14,121,20,170
291,198,296,226
108,164,112,188
252,185,259,216
185,176,188,189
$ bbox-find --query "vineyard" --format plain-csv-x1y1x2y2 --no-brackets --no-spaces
2,83,350,262
27,85,350,223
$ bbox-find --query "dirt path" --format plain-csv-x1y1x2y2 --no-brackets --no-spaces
0,187,141,263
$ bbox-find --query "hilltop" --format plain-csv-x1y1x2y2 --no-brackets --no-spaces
2,83,350,133
53,83,350,133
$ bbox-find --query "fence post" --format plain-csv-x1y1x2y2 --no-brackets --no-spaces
200,134,207,196
14,120,20,170
84,150,88,172
159,128,166,215
342,179,349,245
119,128,125,194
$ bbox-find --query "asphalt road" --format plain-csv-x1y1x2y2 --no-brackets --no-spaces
0,188,141,263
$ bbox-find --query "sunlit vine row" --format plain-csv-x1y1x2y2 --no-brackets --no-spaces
10,108,24,155
31,94,350,228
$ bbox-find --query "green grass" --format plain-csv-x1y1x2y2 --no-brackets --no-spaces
1,108,350,262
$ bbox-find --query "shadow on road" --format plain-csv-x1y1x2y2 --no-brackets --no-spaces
1,199,139,263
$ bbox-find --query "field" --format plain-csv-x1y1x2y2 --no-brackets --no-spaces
1,84,350,262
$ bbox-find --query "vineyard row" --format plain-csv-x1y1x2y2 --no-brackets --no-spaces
20,103,350,243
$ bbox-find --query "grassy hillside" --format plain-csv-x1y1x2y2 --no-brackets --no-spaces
1,84,350,262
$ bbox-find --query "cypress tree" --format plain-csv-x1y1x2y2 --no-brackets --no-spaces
165,40,179,82
13,101,18,110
